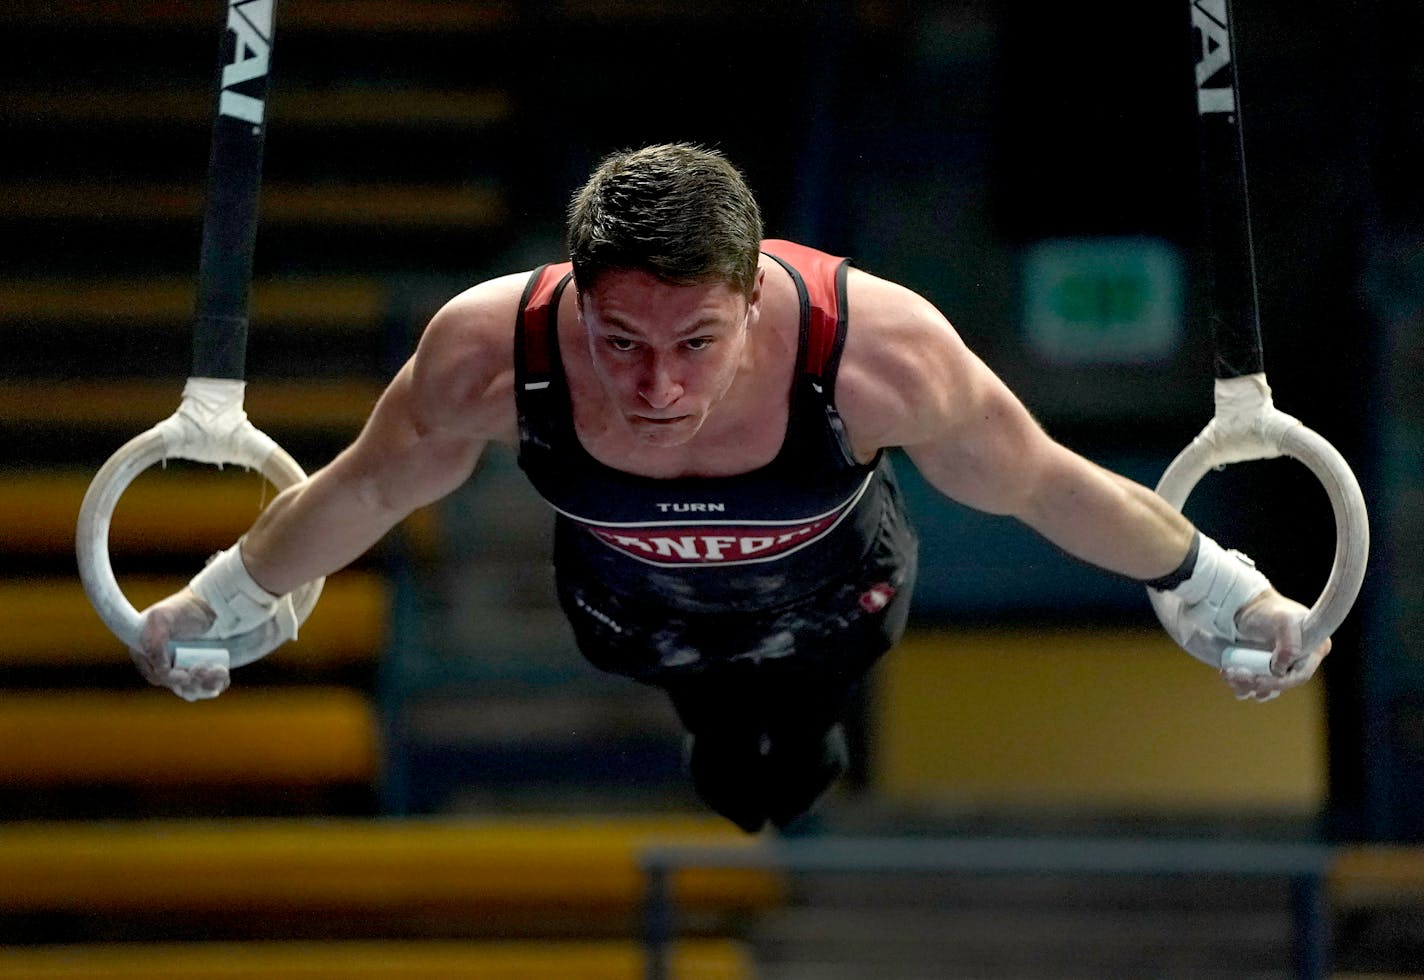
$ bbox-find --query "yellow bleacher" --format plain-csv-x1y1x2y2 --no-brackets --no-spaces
0,939,754,980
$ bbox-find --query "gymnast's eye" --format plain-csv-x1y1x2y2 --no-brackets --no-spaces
606,336,639,353
683,337,714,351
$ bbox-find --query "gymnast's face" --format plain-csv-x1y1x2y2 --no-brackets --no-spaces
578,268,761,447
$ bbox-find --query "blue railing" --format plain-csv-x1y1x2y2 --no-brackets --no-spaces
641,835,1334,980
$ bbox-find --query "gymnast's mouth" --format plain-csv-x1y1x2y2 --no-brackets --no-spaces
632,414,691,425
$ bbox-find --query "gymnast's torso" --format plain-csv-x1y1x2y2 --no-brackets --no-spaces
513,240,916,615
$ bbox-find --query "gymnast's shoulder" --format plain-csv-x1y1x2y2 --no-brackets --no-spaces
835,267,984,454
400,271,530,444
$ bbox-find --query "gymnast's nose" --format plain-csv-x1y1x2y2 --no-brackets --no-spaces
638,354,684,409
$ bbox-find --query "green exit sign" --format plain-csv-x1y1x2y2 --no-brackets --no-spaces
1022,237,1183,364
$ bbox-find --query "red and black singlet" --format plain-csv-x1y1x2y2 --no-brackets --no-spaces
514,239,909,614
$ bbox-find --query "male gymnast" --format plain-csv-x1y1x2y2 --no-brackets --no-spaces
133,144,1329,832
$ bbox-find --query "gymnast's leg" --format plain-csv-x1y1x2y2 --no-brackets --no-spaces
665,658,859,834
759,664,857,830
665,664,774,833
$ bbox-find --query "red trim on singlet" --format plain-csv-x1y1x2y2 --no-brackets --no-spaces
521,262,572,378
759,239,846,380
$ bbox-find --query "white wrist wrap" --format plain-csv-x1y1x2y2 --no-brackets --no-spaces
1152,533,1271,667
189,542,299,644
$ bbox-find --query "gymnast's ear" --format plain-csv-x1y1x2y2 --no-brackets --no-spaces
746,268,765,325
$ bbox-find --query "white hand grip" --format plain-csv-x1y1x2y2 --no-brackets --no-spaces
172,642,232,672
1147,375,1369,674
1220,647,1275,675
76,379,323,669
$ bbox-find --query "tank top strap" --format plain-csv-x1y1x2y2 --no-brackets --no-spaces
761,240,859,467
514,263,574,452
760,239,851,394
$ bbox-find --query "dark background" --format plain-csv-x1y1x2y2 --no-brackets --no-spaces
3,0,1421,839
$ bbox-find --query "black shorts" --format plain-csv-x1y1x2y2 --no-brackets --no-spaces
555,502,918,737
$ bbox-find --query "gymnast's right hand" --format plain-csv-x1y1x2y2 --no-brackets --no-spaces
132,589,231,702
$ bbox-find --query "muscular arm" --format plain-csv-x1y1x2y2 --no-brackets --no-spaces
836,270,1193,581
132,275,526,698
837,271,1326,697
239,274,525,593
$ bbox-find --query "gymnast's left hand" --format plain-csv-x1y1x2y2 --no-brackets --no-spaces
131,589,231,702
1224,588,1331,703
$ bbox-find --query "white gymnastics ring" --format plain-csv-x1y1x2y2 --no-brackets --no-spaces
1147,374,1369,675
76,378,323,669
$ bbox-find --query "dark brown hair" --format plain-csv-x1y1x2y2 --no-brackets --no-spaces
567,143,763,296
